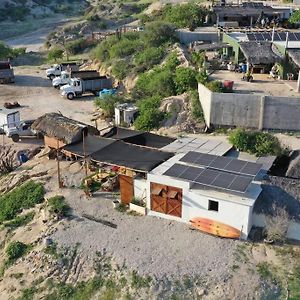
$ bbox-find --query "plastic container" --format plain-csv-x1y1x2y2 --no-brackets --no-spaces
223,80,234,91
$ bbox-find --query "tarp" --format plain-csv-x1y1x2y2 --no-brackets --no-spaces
91,140,173,172
102,127,175,149
63,136,115,156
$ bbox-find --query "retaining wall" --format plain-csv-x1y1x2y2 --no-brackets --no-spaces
198,83,300,131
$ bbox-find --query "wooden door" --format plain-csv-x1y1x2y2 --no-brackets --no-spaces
150,183,182,218
119,175,134,204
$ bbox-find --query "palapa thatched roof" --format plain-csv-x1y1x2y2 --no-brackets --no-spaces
239,41,282,65
287,49,300,68
32,113,88,145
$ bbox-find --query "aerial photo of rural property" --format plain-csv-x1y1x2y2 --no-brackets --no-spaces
1,0,300,299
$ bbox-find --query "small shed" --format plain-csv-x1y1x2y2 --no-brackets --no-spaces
114,103,139,126
32,113,89,149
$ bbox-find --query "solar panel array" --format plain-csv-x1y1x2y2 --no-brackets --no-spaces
247,32,300,42
180,152,262,176
163,163,253,193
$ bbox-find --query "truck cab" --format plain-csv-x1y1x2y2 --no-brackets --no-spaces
46,64,62,80
60,78,82,100
52,71,71,88
7,120,37,142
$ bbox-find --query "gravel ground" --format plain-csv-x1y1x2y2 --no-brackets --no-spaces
52,191,237,281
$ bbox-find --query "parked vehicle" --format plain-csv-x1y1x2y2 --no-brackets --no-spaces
46,62,79,80
60,76,112,100
52,70,99,88
0,61,15,84
0,108,40,142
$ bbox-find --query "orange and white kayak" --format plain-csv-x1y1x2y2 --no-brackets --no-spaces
190,217,241,239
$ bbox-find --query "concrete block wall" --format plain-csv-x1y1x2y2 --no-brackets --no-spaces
177,30,219,45
198,83,300,131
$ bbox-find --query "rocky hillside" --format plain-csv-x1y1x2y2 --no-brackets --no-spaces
0,0,89,21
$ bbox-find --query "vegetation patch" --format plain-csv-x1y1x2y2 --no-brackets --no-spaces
228,129,287,156
47,195,70,218
3,212,35,230
0,181,44,223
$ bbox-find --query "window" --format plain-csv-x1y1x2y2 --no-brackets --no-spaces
208,200,219,212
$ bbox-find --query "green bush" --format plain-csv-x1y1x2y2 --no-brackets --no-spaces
48,47,64,62
134,47,165,70
95,95,125,118
134,97,166,131
0,42,25,60
289,10,300,24
133,67,176,99
48,196,70,218
111,60,131,80
0,181,44,223
162,3,208,30
174,67,198,94
205,80,224,92
65,38,92,55
6,241,28,262
228,129,286,156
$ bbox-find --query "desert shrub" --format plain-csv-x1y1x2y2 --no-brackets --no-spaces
134,47,165,70
164,51,180,71
205,80,224,92
162,3,208,30
48,196,70,218
65,38,89,55
48,47,64,62
0,146,16,176
143,21,177,47
0,42,25,60
0,181,44,223
174,67,198,94
109,38,143,59
228,129,285,156
95,94,125,118
265,204,290,243
289,10,300,24
4,212,35,230
191,51,206,69
111,60,131,80
134,97,166,131
6,241,28,261
133,67,176,99
197,68,209,84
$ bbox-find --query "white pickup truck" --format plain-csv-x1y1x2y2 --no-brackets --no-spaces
52,70,99,88
46,62,79,80
60,76,112,100
0,109,41,142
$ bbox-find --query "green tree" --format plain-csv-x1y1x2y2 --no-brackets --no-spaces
174,67,198,94
134,47,165,70
163,3,208,30
48,47,64,61
143,21,177,47
0,42,12,60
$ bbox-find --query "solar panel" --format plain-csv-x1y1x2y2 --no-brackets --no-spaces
255,33,264,41
262,33,272,41
294,32,300,41
180,152,262,176
278,32,287,41
163,163,254,193
247,33,255,41
289,32,297,41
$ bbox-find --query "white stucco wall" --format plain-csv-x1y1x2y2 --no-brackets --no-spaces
252,213,300,241
133,177,147,201
147,173,255,239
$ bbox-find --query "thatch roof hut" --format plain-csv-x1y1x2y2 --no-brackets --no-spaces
239,41,282,65
32,113,89,145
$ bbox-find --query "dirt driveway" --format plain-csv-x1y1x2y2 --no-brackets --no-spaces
0,66,99,151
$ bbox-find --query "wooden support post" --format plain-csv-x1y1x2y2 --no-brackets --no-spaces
57,140,62,188
297,70,300,93
83,131,88,176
